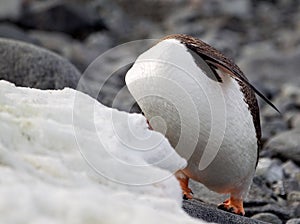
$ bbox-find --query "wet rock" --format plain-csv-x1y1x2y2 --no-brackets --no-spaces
264,129,300,164
251,212,282,224
0,38,80,90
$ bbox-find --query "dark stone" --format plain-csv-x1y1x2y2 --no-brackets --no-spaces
283,179,300,195
261,118,288,146
17,1,106,39
245,176,277,206
0,22,37,44
245,203,291,221
183,199,268,224
0,38,81,90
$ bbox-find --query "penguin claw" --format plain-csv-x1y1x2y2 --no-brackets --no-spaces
217,198,245,216
182,189,193,200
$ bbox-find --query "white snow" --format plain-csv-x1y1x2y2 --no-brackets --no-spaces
0,80,210,224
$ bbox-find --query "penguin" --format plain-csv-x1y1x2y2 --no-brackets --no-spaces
125,34,278,216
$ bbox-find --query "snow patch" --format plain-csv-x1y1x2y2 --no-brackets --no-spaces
0,80,210,224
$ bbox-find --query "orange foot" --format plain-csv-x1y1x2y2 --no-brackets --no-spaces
218,197,245,216
175,170,193,199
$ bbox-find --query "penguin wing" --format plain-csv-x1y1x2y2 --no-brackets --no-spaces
163,34,279,113
204,59,280,114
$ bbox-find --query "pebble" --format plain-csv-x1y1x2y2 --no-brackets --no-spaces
283,160,300,178
264,129,300,164
251,212,282,224
286,218,300,224
290,114,300,129
287,191,300,203
256,158,283,184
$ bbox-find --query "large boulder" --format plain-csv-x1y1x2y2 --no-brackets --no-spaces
0,38,81,90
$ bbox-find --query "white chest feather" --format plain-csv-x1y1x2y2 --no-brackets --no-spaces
125,39,258,195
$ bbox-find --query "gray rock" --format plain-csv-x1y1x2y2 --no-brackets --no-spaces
266,161,284,184
256,158,283,184
251,212,282,224
0,0,21,20
261,118,288,141
164,3,205,37
29,30,100,71
115,0,186,22
283,161,300,179
245,176,277,206
286,218,300,224
284,179,300,195
0,38,81,90
287,191,300,203
200,0,252,18
79,39,153,111
280,85,300,106
18,1,106,38
183,199,268,224
261,84,300,119
0,23,37,44
91,0,135,40
84,32,114,53
246,203,291,221
189,179,228,205
28,30,73,53
293,202,300,219
264,129,300,164
239,44,300,88
290,114,300,129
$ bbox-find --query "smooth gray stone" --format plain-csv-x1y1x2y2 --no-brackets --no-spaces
0,38,81,90
183,199,268,224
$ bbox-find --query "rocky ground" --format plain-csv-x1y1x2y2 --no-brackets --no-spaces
0,0,299,223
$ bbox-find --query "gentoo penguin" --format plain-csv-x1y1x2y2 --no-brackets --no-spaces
125,34,278,215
